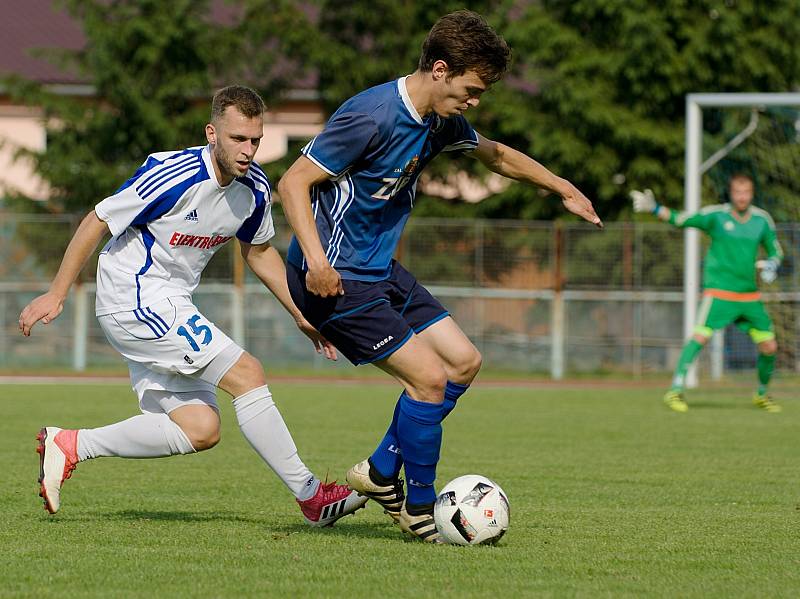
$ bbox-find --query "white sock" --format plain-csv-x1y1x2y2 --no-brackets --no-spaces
77,413,195,460
232,385,319,500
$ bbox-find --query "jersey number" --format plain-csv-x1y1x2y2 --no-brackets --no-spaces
371,177,399,200
372,175,413,201
176,314,212,351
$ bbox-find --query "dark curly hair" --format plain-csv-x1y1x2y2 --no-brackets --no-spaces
418,10,511,84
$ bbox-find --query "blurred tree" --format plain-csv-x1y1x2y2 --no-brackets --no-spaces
2,0,308,272
486,0,800,221
284,0,800,222
3,0,221,215
2,0,220,272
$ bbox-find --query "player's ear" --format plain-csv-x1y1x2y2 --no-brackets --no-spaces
205,123,217,145
431,59,449,82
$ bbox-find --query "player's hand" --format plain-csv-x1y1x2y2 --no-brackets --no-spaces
630,189,657,213
756,260,778,284
306,264,344,298
296,317,338,361
19,292,65,337
559,181,603,228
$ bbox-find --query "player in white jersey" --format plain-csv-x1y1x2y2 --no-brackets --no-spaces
19,85,366,526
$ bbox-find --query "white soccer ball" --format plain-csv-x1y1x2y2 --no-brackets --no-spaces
433,474,510,545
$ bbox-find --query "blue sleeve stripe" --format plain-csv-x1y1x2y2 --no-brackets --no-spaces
135,152,194,187
119,150,193,194
249,162,270,182
130,170,207,228
115,156,162,193
140,164,201,201
235,175,268,243
137,155,199,197
248,168,270,190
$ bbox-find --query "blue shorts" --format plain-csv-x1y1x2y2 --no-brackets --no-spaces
286,261,449,365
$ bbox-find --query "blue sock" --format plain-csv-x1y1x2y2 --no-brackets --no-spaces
396,392,445,506
369,399,403,479
370,381,469,480
443,380,469,418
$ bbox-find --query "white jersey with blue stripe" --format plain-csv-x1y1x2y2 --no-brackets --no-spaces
94,144,273,316
286,76,478,281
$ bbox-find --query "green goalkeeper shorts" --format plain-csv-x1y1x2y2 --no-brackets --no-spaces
694,293,774,343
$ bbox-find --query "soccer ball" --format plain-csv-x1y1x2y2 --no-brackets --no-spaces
433,474,510,545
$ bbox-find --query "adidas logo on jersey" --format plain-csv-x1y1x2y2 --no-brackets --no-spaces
184,209,199,222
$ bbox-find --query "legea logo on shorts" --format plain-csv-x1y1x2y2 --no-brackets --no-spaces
372,335,394,350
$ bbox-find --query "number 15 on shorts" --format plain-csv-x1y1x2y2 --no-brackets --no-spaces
176,314,212,351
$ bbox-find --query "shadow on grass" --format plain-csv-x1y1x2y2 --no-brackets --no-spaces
684,401,751,410
271,520,401,541
102,509,268,524
61,510,401,541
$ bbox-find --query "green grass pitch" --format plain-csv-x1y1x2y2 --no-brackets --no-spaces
1,381,798,598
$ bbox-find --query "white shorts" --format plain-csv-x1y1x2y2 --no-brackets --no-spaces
98,296,244,403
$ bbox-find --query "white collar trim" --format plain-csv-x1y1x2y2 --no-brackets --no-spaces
398,76,423,125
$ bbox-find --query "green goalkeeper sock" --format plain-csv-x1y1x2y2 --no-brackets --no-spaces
671,339,704,390
757,353,776,395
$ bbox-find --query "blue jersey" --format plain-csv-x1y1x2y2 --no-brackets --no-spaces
286,77,478,281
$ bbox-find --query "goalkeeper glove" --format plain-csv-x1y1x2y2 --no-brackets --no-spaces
630,189,660,215
756,260,779,284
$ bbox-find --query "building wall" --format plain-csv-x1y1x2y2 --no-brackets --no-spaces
0,105,49,200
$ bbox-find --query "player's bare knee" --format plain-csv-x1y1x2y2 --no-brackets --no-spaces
692,334,710,346
183,417,220,451
172,406,221,451
221,351,267,397
460,347,482,383
408,367,447,403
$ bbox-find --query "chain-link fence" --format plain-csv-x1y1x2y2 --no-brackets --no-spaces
2,213,798,377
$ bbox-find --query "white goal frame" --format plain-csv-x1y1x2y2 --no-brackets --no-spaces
684,93,800,387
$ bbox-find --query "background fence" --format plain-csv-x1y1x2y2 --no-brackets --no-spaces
2,213,798,378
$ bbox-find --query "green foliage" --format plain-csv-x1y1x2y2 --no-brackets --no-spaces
293,1,800,221
3,0,223,214
482,0,800,220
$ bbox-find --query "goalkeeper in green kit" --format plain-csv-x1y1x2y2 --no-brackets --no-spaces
630,174,784,412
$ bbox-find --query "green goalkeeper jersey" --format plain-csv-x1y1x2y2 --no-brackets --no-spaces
668,203,783,293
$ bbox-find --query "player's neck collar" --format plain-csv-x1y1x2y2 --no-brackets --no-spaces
398,76,425,125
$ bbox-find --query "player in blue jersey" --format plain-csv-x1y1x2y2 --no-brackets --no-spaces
279,11,602,541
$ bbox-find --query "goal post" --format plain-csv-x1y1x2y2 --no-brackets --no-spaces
684,93,800,388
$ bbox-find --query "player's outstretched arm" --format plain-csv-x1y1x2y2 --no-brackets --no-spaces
19,210,109,336
277,156,343,298
629,189,671,221
240,240,337,360
629,189,713,230
473,133,602,228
